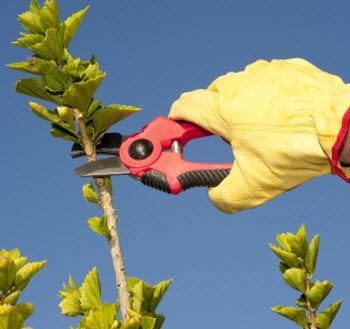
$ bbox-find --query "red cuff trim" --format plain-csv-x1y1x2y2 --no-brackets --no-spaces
331,107,350,183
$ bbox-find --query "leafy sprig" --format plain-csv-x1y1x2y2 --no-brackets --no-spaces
7,0,173,327
269,225,342,329
59,268,172,329
0,248,46,329
8,0,140,147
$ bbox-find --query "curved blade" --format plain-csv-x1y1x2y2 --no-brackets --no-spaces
74,157,130,177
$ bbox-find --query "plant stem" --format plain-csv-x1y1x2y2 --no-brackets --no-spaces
95,177,131,320
73,108,131,321
303,268,317,329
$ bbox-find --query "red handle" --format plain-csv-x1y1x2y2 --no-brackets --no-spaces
119,116,231,194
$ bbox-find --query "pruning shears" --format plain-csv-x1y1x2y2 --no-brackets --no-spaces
72,116,232,194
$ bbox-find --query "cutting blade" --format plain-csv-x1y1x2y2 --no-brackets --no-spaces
74,157,130,177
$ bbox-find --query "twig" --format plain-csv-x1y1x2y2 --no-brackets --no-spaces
306,282,317,329
301,261,317,329
73,108,131,321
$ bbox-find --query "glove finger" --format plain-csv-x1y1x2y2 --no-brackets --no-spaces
208,144,331,214
208,162,262,214
208,156,284,214
169,89,231,142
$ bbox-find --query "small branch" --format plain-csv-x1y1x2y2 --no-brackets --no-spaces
73,108,131,321
302,262,317,329
95,178,131,320
306,283,317,328
72,109,95,160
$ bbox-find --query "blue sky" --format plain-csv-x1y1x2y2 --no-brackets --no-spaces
2,1,350,328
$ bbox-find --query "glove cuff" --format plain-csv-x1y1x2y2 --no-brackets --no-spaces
331,107,350,182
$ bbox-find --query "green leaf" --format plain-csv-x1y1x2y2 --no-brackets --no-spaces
62,74,106,113
0,250,26,274
127,277,171,320
0,305,24,329
149,279,172,313
18,9,44,34
29,0,41,15
85,124,96,141
289,224,308,259
269,244,300,269
50,124,80,143
15,78,60,104
3,292,20,306
62,55,85,80
29,101,59,122
271,306,309,329
88,217,110,237
278,262,290,274
128,277,142,291
131,281,144,313
30,102,79,140
12,32,44,49
121,316,140,329
30,28,63,60
40,0,60,31
92,104,141,140
82,303,118,329
7,57,56,76
296,294,308,310
17,0,60,35
126,310,156,329
57,106,76,132
305,234,320,276
307,281,333,310
111,320,121,329
153,314,165,329
60,6,89,47
104,177,113,194
315,300,342,329
83,63,103,81
0,249,27,273
79,267,102,311
44,68,70,93
14,260,46,291
282,268,307,292
276,233,293,251
275,225,309,261
16,303,34,321
85,99,102,121
0,258,16,293
82,182,100,205
59,276,83,317
139,316,156,329
14,258,27,273
0,249,21,260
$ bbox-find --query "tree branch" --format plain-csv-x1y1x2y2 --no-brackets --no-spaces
73,108,131,321
306,276,317,329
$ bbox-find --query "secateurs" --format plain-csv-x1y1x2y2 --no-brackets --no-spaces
72,116,232,194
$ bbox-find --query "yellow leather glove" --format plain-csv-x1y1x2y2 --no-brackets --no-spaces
169,58,350,214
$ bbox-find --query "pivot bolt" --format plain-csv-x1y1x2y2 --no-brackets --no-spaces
128,139,154,160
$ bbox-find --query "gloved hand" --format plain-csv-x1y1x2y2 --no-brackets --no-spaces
169,58,350,214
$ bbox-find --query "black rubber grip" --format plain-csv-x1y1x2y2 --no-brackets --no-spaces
177,169,230,191
140,170,171,193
